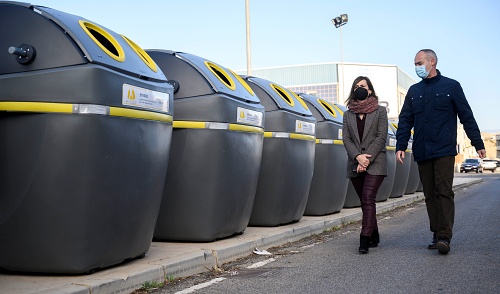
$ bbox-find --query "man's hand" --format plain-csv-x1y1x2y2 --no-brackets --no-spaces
396,150,405,164
477,149,486,159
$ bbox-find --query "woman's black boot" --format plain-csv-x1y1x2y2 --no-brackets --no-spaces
359,236,370,254
370,230,379,247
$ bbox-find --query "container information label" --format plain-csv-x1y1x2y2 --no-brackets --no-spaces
122,84,169,113
236,107,263,127
295,120,315,135
338,129,343,139
389,138,397,146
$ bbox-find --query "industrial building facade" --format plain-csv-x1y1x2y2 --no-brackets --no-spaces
237,62,416,119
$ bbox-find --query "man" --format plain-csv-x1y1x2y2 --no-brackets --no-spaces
395,49,485,255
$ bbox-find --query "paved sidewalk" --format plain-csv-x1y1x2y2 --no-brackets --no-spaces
0,177,482,294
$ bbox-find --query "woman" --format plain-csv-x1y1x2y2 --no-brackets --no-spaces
342,76,388,254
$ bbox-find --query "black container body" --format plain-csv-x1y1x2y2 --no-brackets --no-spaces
155,127,263,241
405,152,420,194
243,76,316,226
149,51,265,241
388,124,411,198
304,134,347,215
416,181,424,192
375,130,396,202
390,150,412,198
0,2,173,273
0,114,171,273
331,103,362,208
299,94,348,215
249,130,315,226
343,181,361,208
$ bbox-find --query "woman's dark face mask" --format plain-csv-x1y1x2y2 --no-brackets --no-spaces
354,87,369,100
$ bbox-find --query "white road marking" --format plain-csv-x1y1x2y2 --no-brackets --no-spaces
174,257,276,293
175,277,226,294
246,258,276,269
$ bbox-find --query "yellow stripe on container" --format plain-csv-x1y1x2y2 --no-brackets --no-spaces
264,132,315,141
264,132,316,141
315,139,344,145
0,102,172,123
0,102,72,113
109,107,172,123
289,133,316,141
386,146,411,152
229,124,264,134
173,121,206,129
173,121,263,134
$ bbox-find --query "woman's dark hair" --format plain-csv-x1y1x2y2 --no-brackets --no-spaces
345,76,378,105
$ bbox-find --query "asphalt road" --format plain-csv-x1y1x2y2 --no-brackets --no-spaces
147,173,500,294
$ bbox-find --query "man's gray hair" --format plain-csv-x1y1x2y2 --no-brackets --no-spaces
418,49,438,64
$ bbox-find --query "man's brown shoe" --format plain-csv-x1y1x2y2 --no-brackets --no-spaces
436,238,450,254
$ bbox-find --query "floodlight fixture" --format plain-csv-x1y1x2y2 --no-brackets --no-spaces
331,14,348,28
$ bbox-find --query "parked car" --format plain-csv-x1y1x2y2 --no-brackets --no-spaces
460,158,483,173
482,159,498,173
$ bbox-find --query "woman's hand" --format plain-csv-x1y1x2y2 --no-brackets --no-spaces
356,163,366,173
356,154,372,168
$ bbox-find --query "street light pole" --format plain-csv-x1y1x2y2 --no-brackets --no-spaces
245,0,252,75
339,25,344,104
332,14,348,104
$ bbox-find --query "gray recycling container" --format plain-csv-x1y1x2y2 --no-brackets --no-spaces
147,50,265,241
389,122,411,198
298,93,348,215
416,181,424,192
405,151,420,194
389,122,420,195
0,2,173,274
327,104,360,208
242,76,316,226
402,128,420,194
343,181,361,208
375,125,396,201
341,108,395,207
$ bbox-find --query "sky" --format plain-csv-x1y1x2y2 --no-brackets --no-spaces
30,0,500,132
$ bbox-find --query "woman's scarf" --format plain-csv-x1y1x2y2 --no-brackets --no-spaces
347,96,379,114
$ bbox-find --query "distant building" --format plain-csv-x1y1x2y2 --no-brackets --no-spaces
456,124,475,163
237,62,415,119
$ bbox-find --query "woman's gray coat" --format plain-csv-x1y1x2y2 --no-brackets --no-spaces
342,105,388,178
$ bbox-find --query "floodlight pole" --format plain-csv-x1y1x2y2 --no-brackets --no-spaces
245,0,252,75
339,25,345,104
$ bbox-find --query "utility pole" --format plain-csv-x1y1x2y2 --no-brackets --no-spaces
245,0,252,75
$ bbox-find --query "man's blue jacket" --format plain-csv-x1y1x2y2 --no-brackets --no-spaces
396,70,484,162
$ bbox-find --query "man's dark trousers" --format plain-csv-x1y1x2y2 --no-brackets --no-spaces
417,155,455,241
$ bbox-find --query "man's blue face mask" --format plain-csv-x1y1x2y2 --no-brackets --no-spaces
415,64,429,79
